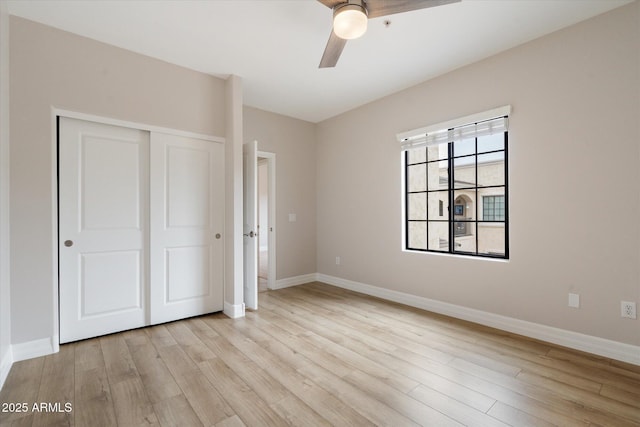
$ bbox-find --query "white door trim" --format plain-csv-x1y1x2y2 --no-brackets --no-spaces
53,109,225,143
243,141,258,310
51,108,225,348
257,151,276,290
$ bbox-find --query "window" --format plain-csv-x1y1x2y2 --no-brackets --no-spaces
483,195,505,221
399,108,509,259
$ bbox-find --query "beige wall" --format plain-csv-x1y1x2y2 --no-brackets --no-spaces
316,2,640,346
9,17,227,344
243,106,317,280
0,1,12,381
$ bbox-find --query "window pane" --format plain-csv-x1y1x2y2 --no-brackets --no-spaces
427,143,449,161
453,156,475,188
478,223,506,256
453,190,476,220
407,193,426,220
454,223,476,253
407,147,426,165
453,138,475,157
427,191,448,220
477,152,505,187
408,221,427,250
407,164,426,192
428,221,448,251
427,160,448,190
477,133,504,153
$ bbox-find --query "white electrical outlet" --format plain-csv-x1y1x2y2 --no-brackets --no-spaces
621,301,637,319
335,256,341,265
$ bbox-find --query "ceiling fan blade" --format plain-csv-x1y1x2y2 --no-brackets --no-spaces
319,31,348,68
317,0,344,8
365,0,460,19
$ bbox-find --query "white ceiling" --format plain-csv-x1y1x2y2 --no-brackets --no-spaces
6,0,633,123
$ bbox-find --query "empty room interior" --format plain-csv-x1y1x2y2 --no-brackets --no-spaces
0,0,639,426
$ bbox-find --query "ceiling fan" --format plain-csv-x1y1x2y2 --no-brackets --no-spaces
318,0,461,68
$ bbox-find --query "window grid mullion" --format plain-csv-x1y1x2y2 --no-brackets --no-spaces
404,151,410,250
504,131,510,258
475,137,479,255
425,148,429,249
448,140,453,253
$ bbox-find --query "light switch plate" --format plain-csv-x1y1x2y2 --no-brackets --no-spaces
568,293,580,308
288,213,297,222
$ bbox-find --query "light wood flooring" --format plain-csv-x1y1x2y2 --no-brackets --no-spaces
1,282,639,426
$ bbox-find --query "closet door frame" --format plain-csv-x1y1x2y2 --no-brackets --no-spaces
52,109,225,347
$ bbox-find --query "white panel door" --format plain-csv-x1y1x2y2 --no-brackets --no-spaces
59,117,149,343
243,141,258,310
150,133,224,324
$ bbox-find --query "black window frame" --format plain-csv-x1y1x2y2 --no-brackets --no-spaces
404,123,509,259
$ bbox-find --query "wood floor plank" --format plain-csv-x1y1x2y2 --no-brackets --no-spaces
600,383,640,408
152,394,203,427
172,368,236,426
487,401,557,427
100,332,161,426
0,357,44,425
268,395,332,427
165,322,216,364
100,334,140,385
406,383,508,427
124,331,182,404
197,357,285,426
31,345,75,427
2,282,639,427
109,377,160,426
215,414,247,427
74,340,117,427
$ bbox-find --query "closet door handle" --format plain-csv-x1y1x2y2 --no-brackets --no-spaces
64,240,73,247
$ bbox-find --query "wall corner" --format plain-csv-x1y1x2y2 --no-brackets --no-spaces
224,75,245,316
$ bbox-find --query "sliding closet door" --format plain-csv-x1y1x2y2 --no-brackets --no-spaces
149,133,224,324
59,117,149,343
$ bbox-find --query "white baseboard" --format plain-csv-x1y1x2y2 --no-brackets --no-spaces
0,347,12,390
316,273,640,366
272,273,317,290
11,335,58,363
224,301,245,319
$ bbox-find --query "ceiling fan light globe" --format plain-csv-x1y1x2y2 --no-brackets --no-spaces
333,5,368,40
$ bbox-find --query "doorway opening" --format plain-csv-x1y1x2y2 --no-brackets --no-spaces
257,151,276,292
